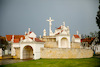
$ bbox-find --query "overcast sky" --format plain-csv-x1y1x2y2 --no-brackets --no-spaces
0,0,99,37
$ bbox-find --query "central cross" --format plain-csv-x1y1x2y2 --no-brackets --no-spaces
47,17,54,23
46,17,54,36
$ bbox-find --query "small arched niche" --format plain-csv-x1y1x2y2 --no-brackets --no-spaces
61,37,69,48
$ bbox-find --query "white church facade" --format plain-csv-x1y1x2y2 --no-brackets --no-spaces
42,17,71,48
6,17,93,59
6,29,44,60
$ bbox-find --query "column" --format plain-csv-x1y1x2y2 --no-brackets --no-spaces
20,47,23,59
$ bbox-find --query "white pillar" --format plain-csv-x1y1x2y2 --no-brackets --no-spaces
58,39,61,48
68,39,71,48
33,49,34,59
0,49,2,57
20,47,23,59
67,36,71,48
28,28,30,32
49,22,52,35
11,45,16,56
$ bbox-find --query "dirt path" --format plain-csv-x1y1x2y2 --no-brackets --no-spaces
0,59,31,65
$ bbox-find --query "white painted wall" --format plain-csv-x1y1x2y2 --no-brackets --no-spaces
11,42,44,60
72,36,80,43
28,32,36,38
56,35,70,48
75,39,80,43
0,48,2,56
61,38,68,48
33,44,44,59
94,45,100,53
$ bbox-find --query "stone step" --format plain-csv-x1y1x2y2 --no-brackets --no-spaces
2,55,13,59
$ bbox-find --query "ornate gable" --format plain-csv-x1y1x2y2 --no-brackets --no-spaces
22,36,34,42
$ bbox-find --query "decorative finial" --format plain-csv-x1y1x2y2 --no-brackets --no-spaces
43,29,46,32
76,30,79,35
28,28,30,32
39,35,41,38
63,22,65,26
25,31,27,35
43,29,46,36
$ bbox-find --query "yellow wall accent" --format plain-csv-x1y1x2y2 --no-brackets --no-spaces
0,56,2,59
13,56,17,58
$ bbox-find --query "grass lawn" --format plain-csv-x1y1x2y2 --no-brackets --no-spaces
0,57,100,67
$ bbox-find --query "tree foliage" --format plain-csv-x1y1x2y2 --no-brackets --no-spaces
81,31,98,39
0,36,8,45
0,36,8,50
96,0,100,29
96,0,100,43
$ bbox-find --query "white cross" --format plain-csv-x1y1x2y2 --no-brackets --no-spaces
46,17,54,23
46,17,54,36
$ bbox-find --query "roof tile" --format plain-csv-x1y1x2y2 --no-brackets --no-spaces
6,35,25,42
74,35,80,38
35,38,44,42
57,26,61,29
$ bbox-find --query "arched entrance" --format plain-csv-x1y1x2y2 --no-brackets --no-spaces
23,45,33,59
61,38,68,48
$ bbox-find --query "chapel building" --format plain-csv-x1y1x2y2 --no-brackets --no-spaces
6,17,82,59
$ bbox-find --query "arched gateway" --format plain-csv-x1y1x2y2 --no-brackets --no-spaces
61,38,69,48
23,46,33,59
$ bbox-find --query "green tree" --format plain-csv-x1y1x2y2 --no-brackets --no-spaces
96,1,100,29
81,31,98,39
96,0,100,43
90,31,98,37
0,36,8,50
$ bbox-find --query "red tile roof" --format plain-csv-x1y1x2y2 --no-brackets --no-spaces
81,38,95,44
57,26,61,29
14,39,19,43
29,37,33,40
55,30,64,35
26,31,32,35
61,30,63,32
6,35,12,41
6,35,44,43
35,38,44,42
6,35,25,43
55,32,60,35
14,35,25,40
74,35,80,38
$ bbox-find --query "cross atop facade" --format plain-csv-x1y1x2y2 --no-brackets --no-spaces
46,17,54,36
46,17,54,23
